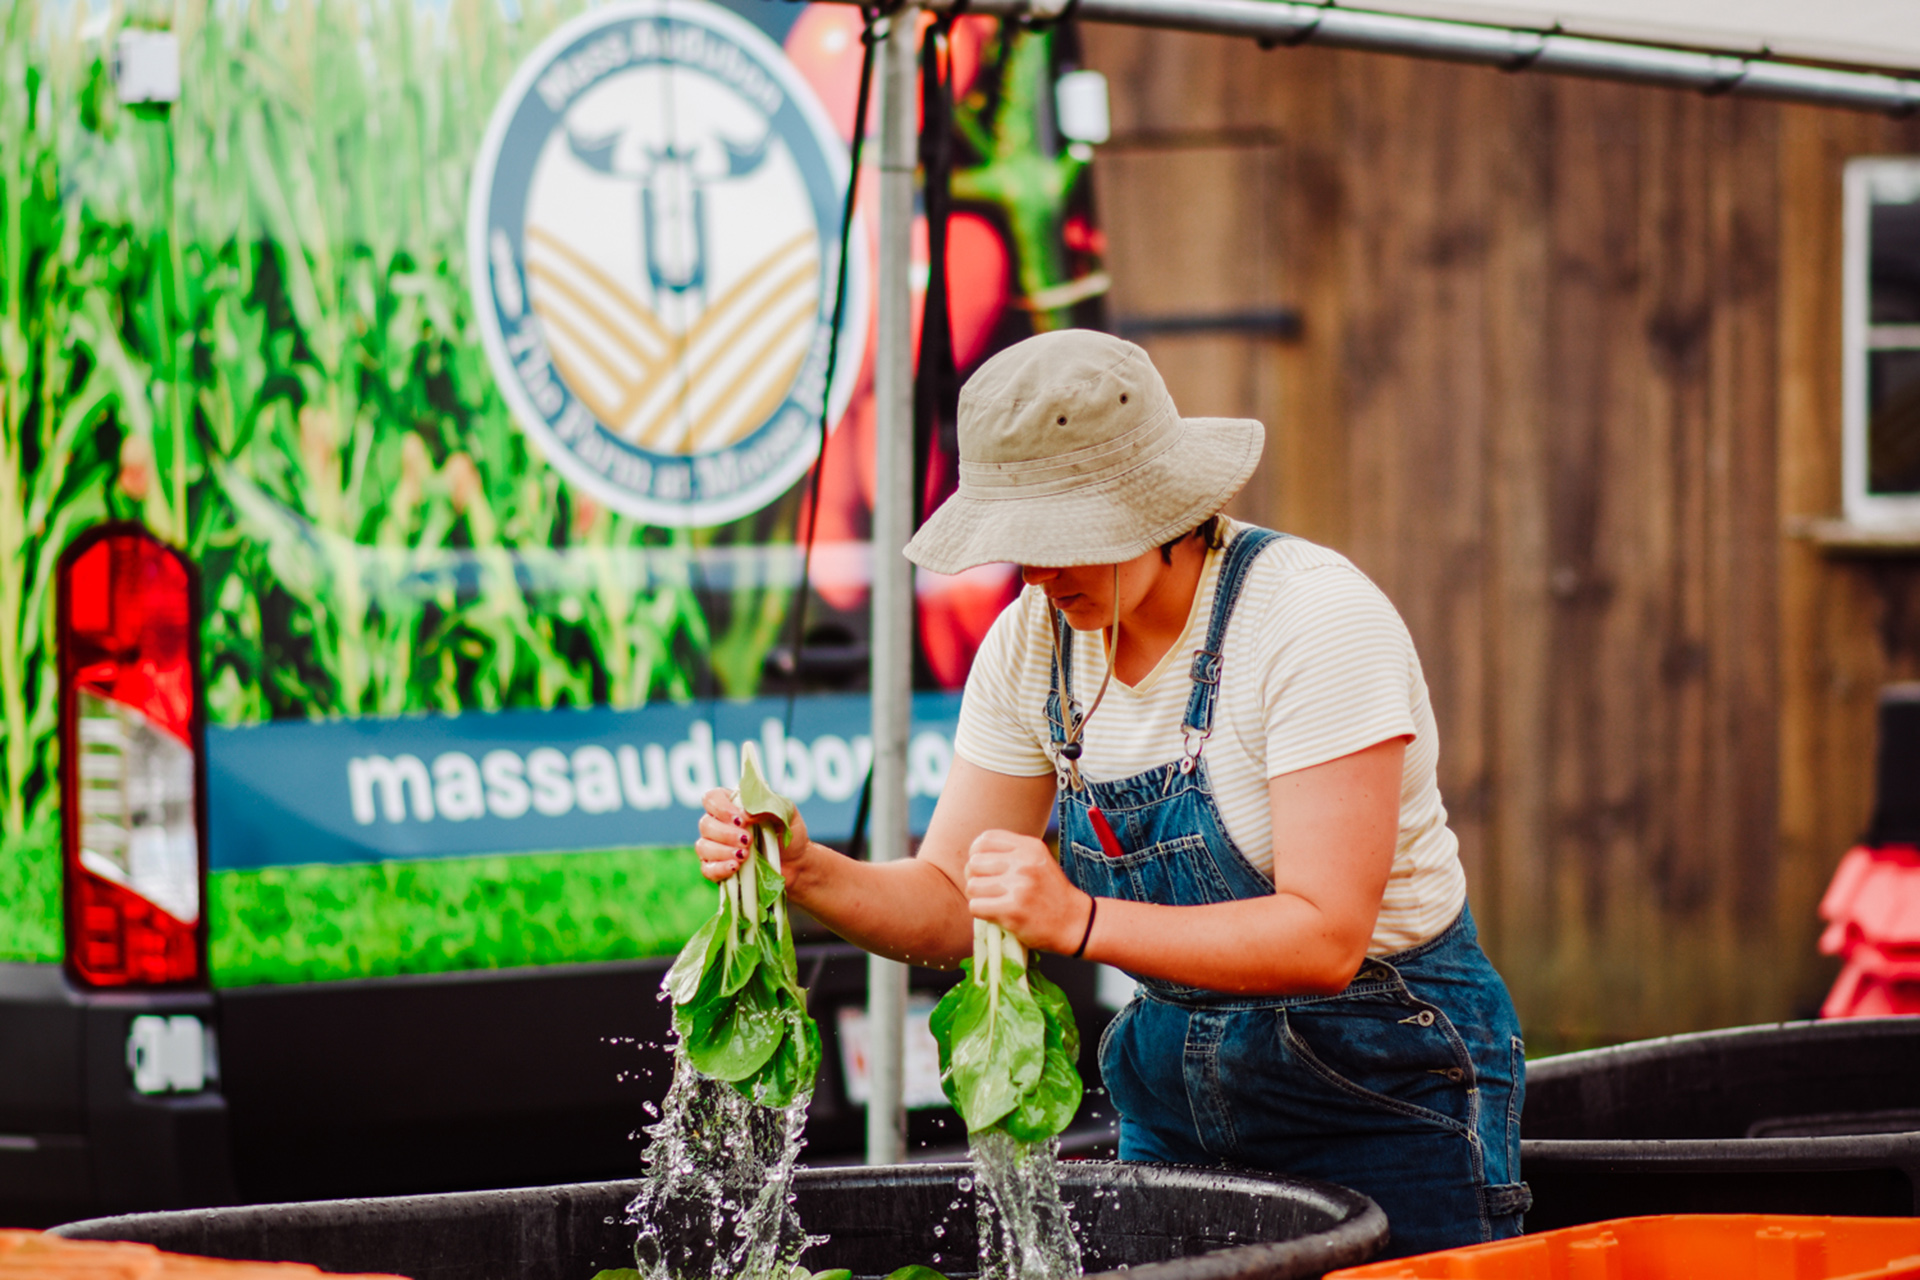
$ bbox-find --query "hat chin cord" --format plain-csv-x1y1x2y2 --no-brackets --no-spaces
1048,565,1120,793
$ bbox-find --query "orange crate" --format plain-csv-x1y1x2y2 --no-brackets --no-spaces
0,1233,409,1280
1327,1215,1920,1280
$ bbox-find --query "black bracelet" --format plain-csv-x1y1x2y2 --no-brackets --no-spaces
1071,892,1098,959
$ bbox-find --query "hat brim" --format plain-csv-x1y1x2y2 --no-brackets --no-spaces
904,416,1264,574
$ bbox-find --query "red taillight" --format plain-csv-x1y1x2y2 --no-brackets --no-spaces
58,526,205,988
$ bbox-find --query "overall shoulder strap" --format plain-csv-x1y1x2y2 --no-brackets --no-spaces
1180,527,1288,746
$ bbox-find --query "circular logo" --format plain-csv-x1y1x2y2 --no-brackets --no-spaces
469,0,866,527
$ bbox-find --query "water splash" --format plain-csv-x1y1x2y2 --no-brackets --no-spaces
628,1047,820,1280
969,1130,1083,1280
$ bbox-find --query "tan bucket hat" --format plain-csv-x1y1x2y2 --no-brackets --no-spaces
904,330,1264,574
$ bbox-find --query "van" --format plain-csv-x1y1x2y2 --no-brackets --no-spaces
0,0,1112,1226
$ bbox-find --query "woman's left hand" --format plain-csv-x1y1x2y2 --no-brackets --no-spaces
964,830,1093,956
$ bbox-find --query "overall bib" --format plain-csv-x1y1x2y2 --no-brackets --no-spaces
1048,528,1531,1259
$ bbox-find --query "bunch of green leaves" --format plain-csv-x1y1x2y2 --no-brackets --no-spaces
930,920,1081,1141
665,745,820,1108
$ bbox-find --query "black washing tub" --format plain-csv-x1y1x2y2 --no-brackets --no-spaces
52,1161,1387,1280
1522,1016,1920,1230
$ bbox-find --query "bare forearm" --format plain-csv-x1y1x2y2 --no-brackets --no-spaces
786,843,976,968
1080,892,1373,996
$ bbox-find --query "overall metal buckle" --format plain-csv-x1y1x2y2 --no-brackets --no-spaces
1178,725,1211,774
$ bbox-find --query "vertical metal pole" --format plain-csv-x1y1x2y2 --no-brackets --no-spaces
866,0,919,1170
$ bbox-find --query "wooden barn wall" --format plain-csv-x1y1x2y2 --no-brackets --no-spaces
1079,30,1920,1049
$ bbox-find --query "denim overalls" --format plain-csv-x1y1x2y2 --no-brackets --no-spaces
1049,528,1531,1259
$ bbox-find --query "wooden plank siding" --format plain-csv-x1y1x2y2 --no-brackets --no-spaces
1083,30,1920,1049
1777,109,1920,1015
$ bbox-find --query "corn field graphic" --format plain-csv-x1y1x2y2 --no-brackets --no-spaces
0,0,1097,978
0,0,806,966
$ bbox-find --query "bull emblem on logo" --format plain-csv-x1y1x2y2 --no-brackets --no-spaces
566,120,775,303
475,2,858,525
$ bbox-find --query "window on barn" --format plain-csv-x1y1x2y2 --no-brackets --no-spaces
1846,158,1920,525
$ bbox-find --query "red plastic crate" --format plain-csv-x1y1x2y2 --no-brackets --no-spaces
1327,1214,1920,1279
1820,846,1920,1018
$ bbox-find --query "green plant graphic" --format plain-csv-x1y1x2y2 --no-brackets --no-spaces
211,845,717,986
952,25,1091,328
0,0,112,960
0,0,756,970
0,0,1092,979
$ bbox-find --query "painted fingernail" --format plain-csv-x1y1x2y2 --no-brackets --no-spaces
733,817,744,827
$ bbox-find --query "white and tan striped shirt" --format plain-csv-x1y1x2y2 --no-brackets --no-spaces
952,520,1467,956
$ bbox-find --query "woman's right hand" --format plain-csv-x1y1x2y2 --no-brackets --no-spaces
696,788,812,884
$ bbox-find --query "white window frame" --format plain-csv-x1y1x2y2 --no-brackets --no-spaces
1843,157,1920,527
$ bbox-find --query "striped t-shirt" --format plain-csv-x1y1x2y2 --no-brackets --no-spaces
952,521,1468,956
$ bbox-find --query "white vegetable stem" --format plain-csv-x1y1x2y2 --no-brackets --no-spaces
724,870,740,958
973,918,1029,1039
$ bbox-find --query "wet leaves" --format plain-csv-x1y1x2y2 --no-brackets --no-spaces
666,747,820,1109
930,922,1081,1141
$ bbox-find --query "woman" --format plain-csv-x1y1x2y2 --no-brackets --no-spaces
696,330,1528,1257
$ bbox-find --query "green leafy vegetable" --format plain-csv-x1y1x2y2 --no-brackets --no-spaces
601,1262,943,1280
737,748,800,844
930,919,1082,1140
665,744,821,1108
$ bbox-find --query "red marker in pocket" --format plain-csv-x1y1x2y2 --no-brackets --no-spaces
1059,740,1124,857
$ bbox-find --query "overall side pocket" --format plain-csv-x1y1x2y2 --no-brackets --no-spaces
1276,999,1475,1134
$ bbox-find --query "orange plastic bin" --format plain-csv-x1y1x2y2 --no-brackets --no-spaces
0,1231,407,1280
1327,1215,1920,1280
